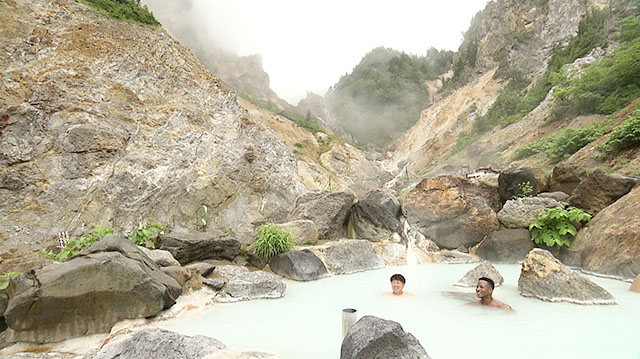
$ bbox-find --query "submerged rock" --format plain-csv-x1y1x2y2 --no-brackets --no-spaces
270,250,329,281
341,315,430,359
518,249,616,305
214,265,285,302
316,240,384,275
4,235,181,343
455,261,504,287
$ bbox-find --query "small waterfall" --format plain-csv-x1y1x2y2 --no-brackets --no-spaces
400,219,433,265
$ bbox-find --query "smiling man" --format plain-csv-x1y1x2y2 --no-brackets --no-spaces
384,273,414,296
470,277,512,310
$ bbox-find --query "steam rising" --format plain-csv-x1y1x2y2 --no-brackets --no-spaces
141,0,490,104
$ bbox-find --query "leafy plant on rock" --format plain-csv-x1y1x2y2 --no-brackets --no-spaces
0,272,20,290
252,222,294,260
513,181,534,199
598,109,640,154
128,220,165,248
40,226,114,262
529,206,591,248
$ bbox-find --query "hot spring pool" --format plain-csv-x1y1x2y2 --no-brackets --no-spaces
154,263,640,359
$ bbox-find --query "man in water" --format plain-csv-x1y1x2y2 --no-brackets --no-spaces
384,273,414,296
470,277,512,310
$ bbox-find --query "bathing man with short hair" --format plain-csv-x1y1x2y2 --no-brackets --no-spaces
470,277,512,310
384,273,414,296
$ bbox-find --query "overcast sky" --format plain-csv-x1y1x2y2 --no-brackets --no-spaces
146,0,491,104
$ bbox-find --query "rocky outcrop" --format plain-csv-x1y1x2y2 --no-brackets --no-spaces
185,262,216,277
269,250,329,281
518,249,616,304
455,261,504,287
476,229,534,263
560,186,640,279
347,190,401,242
498,197,561,229
161,266,203,292
341,315,430,359
567,169,637,215
498,167,540,203
289,191,355,240
549,161,588,195
275,220,318,245
3,235,181,343
402,176,500,249
379,243,407,266
140,248,181,267
315,240,384,275
432,250,483,264
0,0,306,274
157,232,241,265
88,328,225,359
214,265,285,302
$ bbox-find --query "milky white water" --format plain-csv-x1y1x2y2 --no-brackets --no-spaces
155,263,640,359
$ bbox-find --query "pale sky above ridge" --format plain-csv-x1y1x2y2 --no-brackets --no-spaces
146,0,492,104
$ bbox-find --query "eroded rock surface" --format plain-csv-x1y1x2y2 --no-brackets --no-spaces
476,229,534,263
158,232,241,265
214,265,285,302
567,169,637,216
270,250,329,281
518,249,616,305
315,240,384,275
498,197,561,229
347,190,401,242
341,315,430,359
289,191,354,240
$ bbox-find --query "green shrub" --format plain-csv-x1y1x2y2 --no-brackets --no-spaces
40,226,114,262
252,222,294,260
513,181,534,199
0,272,20,290
529,206,591,247
513,121,609,161
128,220,165,248
599,109,640,154
77,0,159,25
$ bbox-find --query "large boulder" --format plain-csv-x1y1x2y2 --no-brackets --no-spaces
347,190,401,242
3,235,182,343
454,261,504,287
549,161,587,195
89,328,226,359
567,169,637,216
402,176,500,249
341,315,430,359
476,229,534,263
157,232,241,265
275,220,318,245
289,191,355,240
269,250,329,281
497,197,561,229
316,240,384,275
379,243,407,266
559,185,640,279
518,249,616,305
498,167,539,203
214,265,285,302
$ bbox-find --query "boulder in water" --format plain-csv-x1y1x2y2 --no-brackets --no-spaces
214,265,285,302
316,239,384,275
270,249,329,281
455,261,504,287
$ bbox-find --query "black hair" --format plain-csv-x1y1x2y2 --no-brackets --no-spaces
478,277,495,289
390,274,406,283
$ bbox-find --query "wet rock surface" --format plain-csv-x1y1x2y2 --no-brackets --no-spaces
455,261,504,287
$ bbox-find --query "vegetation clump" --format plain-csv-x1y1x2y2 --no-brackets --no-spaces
0,272,20,290
77,0,159,25
252,222,294,260
39,226,114,262
598,109,640,154
128,220,165,249
529,206,591,248
327,47,454,146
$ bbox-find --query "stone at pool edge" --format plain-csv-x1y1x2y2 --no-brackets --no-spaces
341,315,431,359
214,265,285,302
316,239,384,275
3,234,182,343
518,248,616,305
455,261,504,287
270,249,329,281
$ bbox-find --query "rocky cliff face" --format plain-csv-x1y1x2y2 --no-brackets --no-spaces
0,0,307,273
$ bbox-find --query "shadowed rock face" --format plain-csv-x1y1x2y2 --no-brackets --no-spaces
157,232,241,265
347,190,401,242
270,249,329,281
476,228,534,263
402,175,500,249
518,248,616,305
561,185,640,279
0,0,306,273
3,235,181,343
289,191,355,240
567,169,637,216
341,315,430,359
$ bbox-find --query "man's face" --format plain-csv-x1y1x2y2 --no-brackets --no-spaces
391,279,405,295
476,280,493,298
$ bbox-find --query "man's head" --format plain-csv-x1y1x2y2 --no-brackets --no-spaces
476,277,495,299
390,274,406,295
